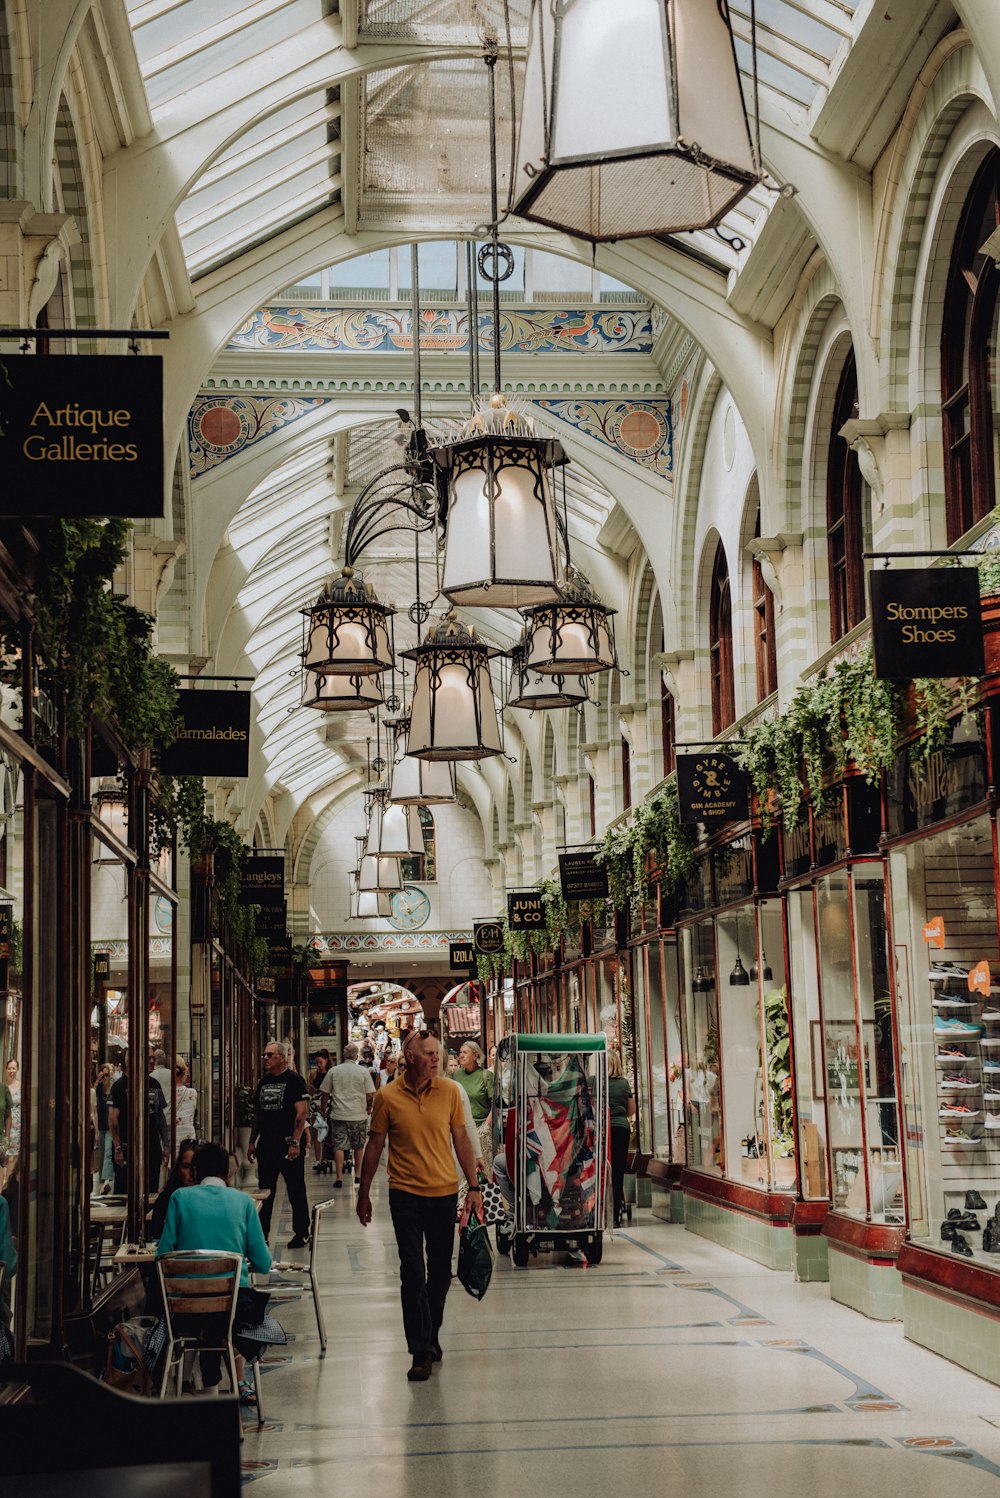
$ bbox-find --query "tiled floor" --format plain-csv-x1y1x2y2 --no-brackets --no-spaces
241,1166,1000,1494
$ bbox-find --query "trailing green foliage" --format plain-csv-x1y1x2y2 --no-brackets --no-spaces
762,985,794,1157
595,778,695,911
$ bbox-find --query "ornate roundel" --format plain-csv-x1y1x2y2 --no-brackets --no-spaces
194,400,253,456
611,404,670,461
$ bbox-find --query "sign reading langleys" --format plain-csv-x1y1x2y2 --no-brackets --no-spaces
0,356,164,519
240,856,285,908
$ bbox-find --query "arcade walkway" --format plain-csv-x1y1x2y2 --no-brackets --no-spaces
243,1173,1000,1494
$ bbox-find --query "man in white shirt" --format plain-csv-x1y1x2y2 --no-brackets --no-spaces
320,1043,375,1187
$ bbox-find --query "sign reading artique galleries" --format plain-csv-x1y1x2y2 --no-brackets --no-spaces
0,355,164,518
159,689,251,777
676,753,749,825
870,568,984,679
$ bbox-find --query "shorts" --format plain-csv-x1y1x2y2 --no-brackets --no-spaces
330,1118,368,1152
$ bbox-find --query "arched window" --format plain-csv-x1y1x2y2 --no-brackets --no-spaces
942,150,1000,541
827,349,866,641
709,543,735,734
751,511,777,700
621,736,632,810
400,806,435,882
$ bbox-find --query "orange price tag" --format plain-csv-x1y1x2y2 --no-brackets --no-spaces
922,917,945,949
969,961,992,995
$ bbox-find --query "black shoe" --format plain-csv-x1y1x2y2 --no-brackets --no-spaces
333,1179,343,1188
966,1190,987,1210
407,1354,433,1382
430,1341,443,1363
287,1234,310,1250
312,1163,325,1173
951,1232,973,1257
941,1221,958,1241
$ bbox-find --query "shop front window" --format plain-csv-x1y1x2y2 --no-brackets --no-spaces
683,921,721,1174
787,888,829,1199
890,813,1000,1263
717,906,764,1185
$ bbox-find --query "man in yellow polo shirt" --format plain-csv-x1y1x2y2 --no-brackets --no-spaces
357,1028,483,1382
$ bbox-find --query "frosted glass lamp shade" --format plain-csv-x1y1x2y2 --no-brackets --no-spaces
403,616,505,762
301,568,394,676
301,671,383,713
365,800,424,857
388,751,456,805
522,573,618,676
508,652,589,710
434,429,565,608
357,855,403,894
513,0,758,242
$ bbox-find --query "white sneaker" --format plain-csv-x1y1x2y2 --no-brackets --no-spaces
566,1249,587,1265
985,1113,1000,1129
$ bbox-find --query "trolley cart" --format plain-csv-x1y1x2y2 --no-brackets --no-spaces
491,1033,608,1267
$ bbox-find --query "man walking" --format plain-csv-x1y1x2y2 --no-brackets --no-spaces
319,1042,374,1187
357,1030,483,1382
248,1040,311,1250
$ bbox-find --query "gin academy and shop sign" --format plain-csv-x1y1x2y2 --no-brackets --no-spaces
870,568,984,679
0,355,164,518
159,689,251,777
676,753,748,825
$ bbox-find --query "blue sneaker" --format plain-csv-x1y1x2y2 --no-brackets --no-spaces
934,1017,982,1035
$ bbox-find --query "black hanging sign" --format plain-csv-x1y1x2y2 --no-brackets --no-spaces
676,753,749,825
268,932,292,965
508,891,545,930
0,355,164,518
450,941,477,970
870,568,984,679
159,689,251,777
558,851,609,900
256,901,287,935
473,920,505,955
0,905,14,992
92,948,110,984
240,855,285,908
255,970,293,1005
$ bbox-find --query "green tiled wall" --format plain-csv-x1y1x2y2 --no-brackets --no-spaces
827,1241,901,1320
794,1232,829,1283
684,1192,793,1271
903,1281,1000,1385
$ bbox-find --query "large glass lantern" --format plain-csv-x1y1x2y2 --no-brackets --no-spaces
508,643,590,710
387,716,456,805
349,871,393,919
301,671,383,713
365,796,424,858
433,399,565,608
522,570,618,675
357,854,403,894
512,0,759,242
302,567,394,676
402,613,505,761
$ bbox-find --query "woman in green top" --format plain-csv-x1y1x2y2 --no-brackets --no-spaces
607,1049,636,1229
453,1041,493,1161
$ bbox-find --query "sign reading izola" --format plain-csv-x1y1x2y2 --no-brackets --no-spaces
0,356,164,518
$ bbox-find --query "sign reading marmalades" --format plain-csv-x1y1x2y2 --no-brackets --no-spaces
676,753,749,825
240,855,285,908
0,355,164,518
450,941,476,970
508,891,545,930
558,852,609,900
473,920,504,955
870,568,984,679
159,689,251,777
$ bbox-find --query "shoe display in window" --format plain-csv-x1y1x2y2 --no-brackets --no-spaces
929,963,971,985
943,1128,985,1145
939,1073,980,1089
934,1017,982,1036
936,1045,968,1060
939,1103,983,1118
966,1190,988,1209
933,994,977,1008
951,1232,974,1257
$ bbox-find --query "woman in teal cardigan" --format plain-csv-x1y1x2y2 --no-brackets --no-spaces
156,1141,273,1396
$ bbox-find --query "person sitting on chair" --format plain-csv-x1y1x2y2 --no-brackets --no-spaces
156,1141,273,1399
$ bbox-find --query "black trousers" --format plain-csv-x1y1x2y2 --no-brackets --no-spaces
257,1147,310,1239
388,1188,458,1356
610,1126,630,1223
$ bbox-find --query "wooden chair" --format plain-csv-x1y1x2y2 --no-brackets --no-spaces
156,1251,241,1402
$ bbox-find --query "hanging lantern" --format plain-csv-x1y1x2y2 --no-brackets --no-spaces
348,871,393,919
387,716,456,805
432,398,565,608
357,854,403,894
402,613,505,762
301,567,395,676
301,671,383,714
508,641,590,711
512,0,759,242
365,796,425,858
522,570,618,675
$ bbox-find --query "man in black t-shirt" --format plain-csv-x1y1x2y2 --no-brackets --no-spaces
248,1040,311,1248
108,1060,169,1194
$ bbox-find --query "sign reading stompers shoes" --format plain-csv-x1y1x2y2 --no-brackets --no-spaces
473,920,505,956
870,568,984,679
508,891,545,930
558,852,609,900
159,689,251,777
240,855,285,908
0,355,164,518
676,753,749,825
450,941,477,970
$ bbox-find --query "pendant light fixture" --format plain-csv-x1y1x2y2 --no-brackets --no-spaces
730,927,751,986
365,793,425,858
301,670,384,714
348,870,393,920
511,0,760,243
357,853,403,894
403,612,505,762
522,568,618,676
749,953,773,983
387,716,457,805
507,638,589,711
302,567,395,676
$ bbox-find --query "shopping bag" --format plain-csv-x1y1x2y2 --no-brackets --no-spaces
105,1314,159,1395
478,1175,509,1227
457,1217,494,1301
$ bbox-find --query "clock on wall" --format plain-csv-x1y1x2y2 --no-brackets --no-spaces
388,885,431,931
